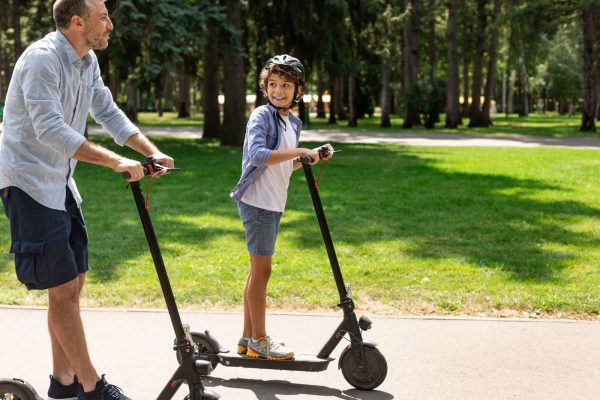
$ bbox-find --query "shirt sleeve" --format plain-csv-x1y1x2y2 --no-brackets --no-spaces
20,49,86,158
89,56,138,146
246,109,273,167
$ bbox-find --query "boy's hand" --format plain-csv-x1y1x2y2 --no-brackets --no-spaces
302,148,320,165
317,144,334,161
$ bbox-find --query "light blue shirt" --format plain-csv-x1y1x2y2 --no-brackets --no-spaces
0,31,138,210
230,103,302,202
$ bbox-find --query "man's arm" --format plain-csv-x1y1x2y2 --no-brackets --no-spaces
124,133,174,168
72,140,145,182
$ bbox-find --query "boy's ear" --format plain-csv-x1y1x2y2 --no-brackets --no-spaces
296,85,304,99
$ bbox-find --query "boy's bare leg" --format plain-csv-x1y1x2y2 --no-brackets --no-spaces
48,273,87,385
246,253,272,339
48,275,99,392
242,274,252,338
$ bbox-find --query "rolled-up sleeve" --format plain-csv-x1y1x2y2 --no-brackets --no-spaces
246,111,273,167
89,61,138,146
20,49,86,158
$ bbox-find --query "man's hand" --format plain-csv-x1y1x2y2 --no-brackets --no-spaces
317,143,334,161
113,157,145,182
150,152,174,169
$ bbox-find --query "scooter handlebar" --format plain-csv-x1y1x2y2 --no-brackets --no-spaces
121,157,180,179
297,145,331,164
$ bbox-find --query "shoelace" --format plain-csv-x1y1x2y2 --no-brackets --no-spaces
102,383,127,399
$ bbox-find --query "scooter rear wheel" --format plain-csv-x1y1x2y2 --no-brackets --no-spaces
0,379,39,400
339,345,388,390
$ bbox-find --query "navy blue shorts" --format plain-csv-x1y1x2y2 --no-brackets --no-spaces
1,186,89,290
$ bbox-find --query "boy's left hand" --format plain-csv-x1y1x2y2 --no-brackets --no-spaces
317,144,334,161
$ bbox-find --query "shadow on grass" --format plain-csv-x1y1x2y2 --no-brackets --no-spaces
2,138,599,290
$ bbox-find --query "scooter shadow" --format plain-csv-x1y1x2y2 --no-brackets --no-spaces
202,376,394,400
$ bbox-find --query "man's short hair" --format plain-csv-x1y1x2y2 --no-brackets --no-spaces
53,0,91,28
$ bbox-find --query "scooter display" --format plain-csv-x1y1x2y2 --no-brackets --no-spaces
184,147,388,391
0,159,218,400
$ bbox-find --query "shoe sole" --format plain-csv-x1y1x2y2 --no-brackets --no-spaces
237,344,247,355
48,397,78,400
246,347,294,360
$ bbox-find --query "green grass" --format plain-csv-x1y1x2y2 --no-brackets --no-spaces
2,137,600,318
126,111,589,138
307,113,586,137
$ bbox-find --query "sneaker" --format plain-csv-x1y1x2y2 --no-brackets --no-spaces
247,336,294,360
48,375,81,400
77,375,131,400
237,337,286,355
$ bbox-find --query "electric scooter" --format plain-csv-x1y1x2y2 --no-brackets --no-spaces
0,159,219,400
183,147,388,391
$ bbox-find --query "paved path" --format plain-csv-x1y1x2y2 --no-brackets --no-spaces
88,125,600,149
1,306,600,399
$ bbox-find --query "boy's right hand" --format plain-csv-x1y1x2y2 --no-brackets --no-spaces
301,148,321,165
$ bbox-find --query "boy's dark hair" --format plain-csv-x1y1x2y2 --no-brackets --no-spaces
53,0,91,29
259,65,305,98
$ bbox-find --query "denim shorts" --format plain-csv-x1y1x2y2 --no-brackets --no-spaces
237,201,282,256
1,186,89,290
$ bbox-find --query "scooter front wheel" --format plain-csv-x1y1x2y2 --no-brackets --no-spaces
0,378,40,400
339,345,388,390
176,332,220,371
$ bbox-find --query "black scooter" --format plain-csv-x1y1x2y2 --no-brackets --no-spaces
184,147,388,391
0,159,219,400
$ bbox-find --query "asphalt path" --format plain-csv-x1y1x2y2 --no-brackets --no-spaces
1,307,600,399
87,125,600,150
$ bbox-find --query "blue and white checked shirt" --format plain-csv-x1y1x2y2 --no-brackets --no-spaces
0,31,138,210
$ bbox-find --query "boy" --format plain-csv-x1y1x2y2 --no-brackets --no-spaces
230,54,333,360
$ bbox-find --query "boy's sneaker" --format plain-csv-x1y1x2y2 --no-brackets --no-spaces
77,375,131,400
247,336,294,360
237,337,286,355
48,375,81,400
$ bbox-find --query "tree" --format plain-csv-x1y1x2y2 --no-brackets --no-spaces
221,0,247,146
202,18,221,139
445,0,462,128
402,0,422,128
580,0,599,132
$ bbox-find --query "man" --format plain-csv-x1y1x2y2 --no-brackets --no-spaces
0,1,172,399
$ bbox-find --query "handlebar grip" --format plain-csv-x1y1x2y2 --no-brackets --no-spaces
121,166,149,180
298,156,314,164
319,145,330,158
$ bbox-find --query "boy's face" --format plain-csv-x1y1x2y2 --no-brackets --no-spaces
266,73,301,109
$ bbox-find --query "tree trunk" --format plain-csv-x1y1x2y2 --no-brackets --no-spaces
402,0,422,128
507,68,516,114
480,0,501,127
347,72,357,127
221,0,247,147
316,72,326,118
519,57,529,117
380,58,392,128
427,0,440,124
468,0,486,127
460,0,471,117
580,2,598,132
335,76,347,120
328,75,337,124
11,0,22,59
445,0,462,128
202,22,221,139
177,58,192,118
126,78,138,123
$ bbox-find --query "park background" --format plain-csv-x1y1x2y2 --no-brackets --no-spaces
1,0,600,319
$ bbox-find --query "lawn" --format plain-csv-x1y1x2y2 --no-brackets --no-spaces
127,111,588,138
1,136,600,318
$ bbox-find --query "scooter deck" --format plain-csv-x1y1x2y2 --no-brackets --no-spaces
217,353,333,372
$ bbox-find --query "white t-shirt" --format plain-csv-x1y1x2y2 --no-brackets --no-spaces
241,114,296,212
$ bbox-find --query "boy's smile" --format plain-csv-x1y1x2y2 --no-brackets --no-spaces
267,73,297,111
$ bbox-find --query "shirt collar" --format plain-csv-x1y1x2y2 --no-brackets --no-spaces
55,30,93,66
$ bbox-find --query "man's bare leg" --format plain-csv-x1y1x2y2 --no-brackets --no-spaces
48,275,99,391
